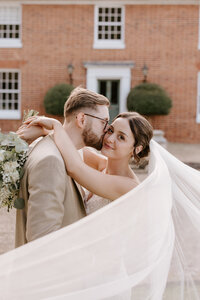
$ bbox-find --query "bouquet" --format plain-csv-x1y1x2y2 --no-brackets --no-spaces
0,109,38,211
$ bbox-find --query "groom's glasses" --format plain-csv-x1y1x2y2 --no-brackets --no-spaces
84,113,109,131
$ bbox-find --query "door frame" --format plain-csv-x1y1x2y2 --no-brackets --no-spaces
84,61,134,114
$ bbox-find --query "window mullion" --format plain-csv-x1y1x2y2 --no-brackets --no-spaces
107,81,112,101
99,22,121,26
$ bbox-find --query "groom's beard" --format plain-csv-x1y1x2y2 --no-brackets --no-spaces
82,126,104,151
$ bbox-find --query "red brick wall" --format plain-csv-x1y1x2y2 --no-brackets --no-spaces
0,4,200,142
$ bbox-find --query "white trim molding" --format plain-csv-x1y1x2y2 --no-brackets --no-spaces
0,110,21,119
196,72,200,123
199,6,200,50
6,0,199,5
0,40,22,48
84,61,134,114
4,0,200,5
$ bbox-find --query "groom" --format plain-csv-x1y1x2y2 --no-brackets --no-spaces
15,87,110,247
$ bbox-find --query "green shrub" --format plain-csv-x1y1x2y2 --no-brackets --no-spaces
127,83,172,115
44,83,74,116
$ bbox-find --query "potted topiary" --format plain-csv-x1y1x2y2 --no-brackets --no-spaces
44,83,74,116
127,82,172,147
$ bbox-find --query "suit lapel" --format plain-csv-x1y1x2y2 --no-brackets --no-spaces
73,179,84,201
48,134,85,202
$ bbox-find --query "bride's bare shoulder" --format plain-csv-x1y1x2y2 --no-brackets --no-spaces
82,147,107,171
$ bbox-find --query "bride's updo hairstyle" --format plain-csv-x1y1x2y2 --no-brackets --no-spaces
113,112,153,163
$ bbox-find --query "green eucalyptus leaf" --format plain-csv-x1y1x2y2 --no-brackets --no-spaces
19,167,25,179
23,109,39,122
14,198,25,209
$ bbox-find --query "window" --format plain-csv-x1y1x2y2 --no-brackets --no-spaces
197,72,200,123
0,5,22,48
0,70,21,119
94,6,125,49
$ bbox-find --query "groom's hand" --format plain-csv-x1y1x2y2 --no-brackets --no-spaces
16,124,48,144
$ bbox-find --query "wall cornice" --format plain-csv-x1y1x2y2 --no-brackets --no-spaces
84,61,135,68
2,0,200,5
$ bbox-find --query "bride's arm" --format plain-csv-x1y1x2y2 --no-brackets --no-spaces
26,117,138,200
19,117,107,170
82,147,107,171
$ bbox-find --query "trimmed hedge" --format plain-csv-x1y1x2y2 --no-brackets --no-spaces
127,83,172,115
44,83,74,116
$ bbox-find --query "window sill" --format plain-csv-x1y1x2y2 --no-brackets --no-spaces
0,39,22,48
93,41,125,49
0,110,21,120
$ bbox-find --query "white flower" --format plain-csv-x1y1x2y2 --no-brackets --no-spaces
1,133,15,147
0,150,5,162
11,170,20,182
4,151,13,160
3,161,19,173
2,161,20,184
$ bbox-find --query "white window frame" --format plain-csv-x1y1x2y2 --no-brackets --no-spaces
84,62,134,114
0,3,22,48
199,6,200,49
0,69,21,120
93,5,125,49
197,72,200,123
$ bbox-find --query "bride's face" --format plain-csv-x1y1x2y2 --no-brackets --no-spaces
101,118,135,159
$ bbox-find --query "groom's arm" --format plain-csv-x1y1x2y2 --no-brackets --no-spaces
26,155,66,242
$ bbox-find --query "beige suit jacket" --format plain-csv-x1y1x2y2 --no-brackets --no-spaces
15,135,86,248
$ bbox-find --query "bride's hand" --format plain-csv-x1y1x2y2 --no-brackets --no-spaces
24,116,62,131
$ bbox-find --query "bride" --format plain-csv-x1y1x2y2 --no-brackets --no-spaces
0,113,200,299
19,112,153,215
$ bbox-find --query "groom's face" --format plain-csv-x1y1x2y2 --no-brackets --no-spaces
82,105,109,150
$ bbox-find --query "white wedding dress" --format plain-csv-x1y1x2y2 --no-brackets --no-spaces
84,191,111,215
0,140,200,300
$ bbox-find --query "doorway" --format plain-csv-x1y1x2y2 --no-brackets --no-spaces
98,79,120,121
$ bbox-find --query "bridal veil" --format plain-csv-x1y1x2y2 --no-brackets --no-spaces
0,140,199,299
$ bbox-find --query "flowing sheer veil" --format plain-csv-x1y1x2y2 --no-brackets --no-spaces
0,140,199,299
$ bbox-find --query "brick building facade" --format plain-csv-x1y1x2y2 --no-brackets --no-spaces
0,0,200,142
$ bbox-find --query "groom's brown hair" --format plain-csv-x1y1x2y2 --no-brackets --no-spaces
64,87,109,118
